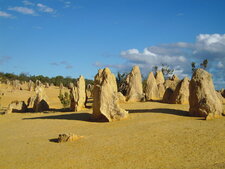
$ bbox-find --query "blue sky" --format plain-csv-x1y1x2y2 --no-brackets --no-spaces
0,0,225,88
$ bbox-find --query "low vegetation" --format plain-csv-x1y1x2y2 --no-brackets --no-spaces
0,72,94,87
58,90,71,109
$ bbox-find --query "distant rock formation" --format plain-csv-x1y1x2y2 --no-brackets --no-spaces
92,68,128,122
33,86,49,112
164,78,180,91
70,76,86,112
12,80,21,90
68,82,74,90
162,75,181,103
125,66,144,102
86,84,94,99
5,101,27,114
189,69,223,120
28,80,35,91
145,72,159,100
170,77,190,104
59,83,64,90
35,80,42,88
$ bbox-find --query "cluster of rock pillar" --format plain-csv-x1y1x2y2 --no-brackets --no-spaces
3,65,224,121
92,66,224,121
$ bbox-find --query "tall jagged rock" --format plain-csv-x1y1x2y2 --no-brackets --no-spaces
170,77,190,104
125,66,143,102
70,76,86,111
189,69,223,120
145,72,159,100
92,68,128,122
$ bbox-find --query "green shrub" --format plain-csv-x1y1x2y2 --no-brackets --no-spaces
58,90,71,109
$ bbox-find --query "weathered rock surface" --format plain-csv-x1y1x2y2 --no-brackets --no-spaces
216,91,225,104
189,69,223,120
158,83,165,98
125,66,144,102
170,77,190,104
70,76,86,111
145,72,159,100
164,78,180,91
170,75,180,81
5,101,27,114
33,86,49,112
92,68,128,122
117,92,126,103
162,88,174,103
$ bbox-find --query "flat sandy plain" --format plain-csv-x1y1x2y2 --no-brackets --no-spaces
1,84,225,169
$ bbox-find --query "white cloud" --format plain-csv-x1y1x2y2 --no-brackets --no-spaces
0,11,13,18
64,1,72,8
217,61,224,68
120,47,187,76
37,3,55,13
96,34,225,89
194,34,225,54
22,0,34,6
8,6,36,15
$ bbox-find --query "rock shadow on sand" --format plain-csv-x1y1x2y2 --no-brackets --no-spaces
127,108,189,117
23,112,109,122
23,112,92,122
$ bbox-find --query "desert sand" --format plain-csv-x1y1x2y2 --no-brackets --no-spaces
1,85,225,169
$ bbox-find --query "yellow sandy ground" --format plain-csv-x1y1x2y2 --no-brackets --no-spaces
0,84,225,169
